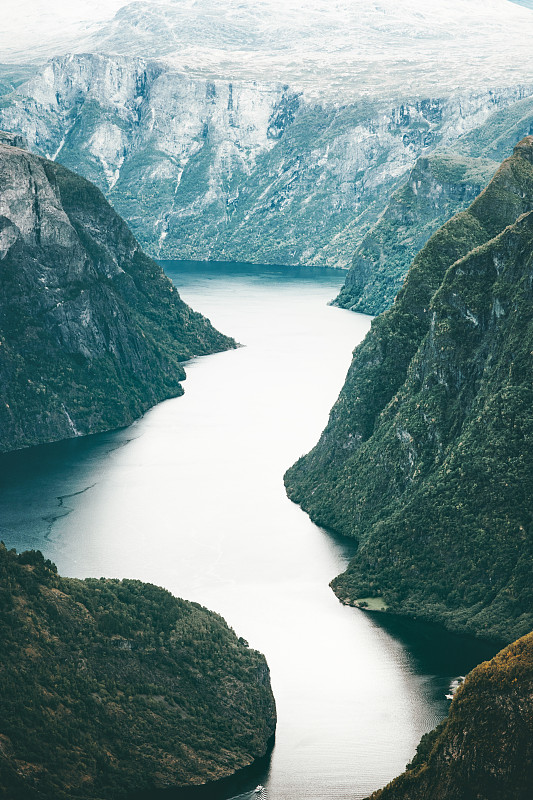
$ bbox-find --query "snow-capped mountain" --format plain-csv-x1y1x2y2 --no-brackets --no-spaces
2,1,533,100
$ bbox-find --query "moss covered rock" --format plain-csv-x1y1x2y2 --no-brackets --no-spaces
285,137,533,642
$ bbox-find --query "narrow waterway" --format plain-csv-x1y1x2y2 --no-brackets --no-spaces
0,263,496,800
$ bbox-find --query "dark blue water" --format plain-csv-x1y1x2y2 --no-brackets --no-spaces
0,263,497,800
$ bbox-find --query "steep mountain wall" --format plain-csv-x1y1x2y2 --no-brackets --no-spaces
366,632,533,800
0,139,234,453
0,54,530,268
285,138,533,642
335,95,533,314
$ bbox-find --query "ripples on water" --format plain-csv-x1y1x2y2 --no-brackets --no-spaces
0,263,497,800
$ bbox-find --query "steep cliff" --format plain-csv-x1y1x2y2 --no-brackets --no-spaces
0,545,276,799
285,137,533,642
0,54,530,269
0,140,234,453
334,152,498,314
366,631,533,800
334,94,533,315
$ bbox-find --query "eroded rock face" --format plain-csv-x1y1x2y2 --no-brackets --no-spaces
0,131,27,149
366,631,533,800
0,140,234,453
285,137,533,643
0,54,530,269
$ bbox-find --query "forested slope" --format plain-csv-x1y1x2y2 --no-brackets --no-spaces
285,137,533,642
0,546,276,799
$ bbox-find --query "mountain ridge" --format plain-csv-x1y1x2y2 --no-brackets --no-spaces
285,136,533,642
0,138,234,453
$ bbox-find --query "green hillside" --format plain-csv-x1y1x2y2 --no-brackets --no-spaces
285,137,533,642
0,546,276,799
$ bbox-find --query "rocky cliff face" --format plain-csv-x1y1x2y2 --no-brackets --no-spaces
0,54,530,269
334,94,533,314
366,631,533,800
0,545,276,799
285,137,533,643
334,151,499,314
0,138,234,453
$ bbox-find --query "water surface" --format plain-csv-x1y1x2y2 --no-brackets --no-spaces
0,263,496,800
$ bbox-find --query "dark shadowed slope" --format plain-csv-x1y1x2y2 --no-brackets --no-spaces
0,139,234,453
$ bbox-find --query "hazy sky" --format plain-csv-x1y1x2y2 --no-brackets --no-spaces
2,0,123,60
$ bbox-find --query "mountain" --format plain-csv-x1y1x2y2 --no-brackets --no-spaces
0,137,234,453
0,545,276,799
285,137,533,643
0,54,530,270
333,151,499,315
366,631,533,800
2,1,533,101
334,95,533,315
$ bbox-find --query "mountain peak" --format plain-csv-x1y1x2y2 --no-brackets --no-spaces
513,134,533,160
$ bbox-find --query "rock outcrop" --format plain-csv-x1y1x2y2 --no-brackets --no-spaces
0,138,234,453
366,632,533,800
285,137,533,643
0,545,276,799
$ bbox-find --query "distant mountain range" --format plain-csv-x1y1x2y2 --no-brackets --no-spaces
1,54,532,273
1,1,533,282
2,1,533,100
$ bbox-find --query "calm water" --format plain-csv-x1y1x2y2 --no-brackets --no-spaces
0,263,496,800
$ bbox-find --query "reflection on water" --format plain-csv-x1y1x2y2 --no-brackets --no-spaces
0,263,497,800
